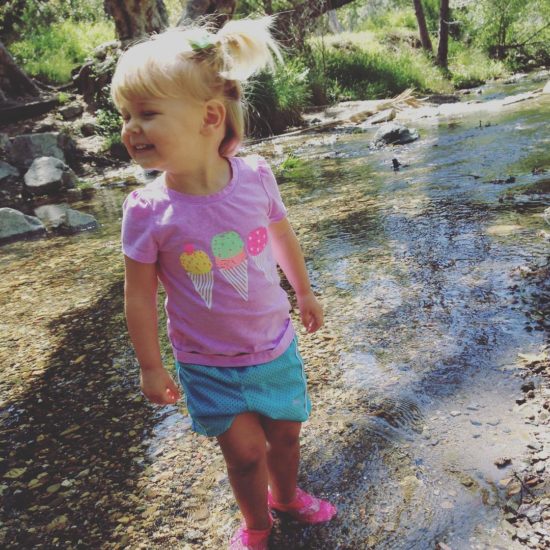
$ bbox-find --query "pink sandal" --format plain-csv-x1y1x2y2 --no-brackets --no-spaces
268,487,337,524
229,514,273,550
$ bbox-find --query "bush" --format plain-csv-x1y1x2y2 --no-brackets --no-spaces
246,58,311,137
9,19,114,84
1,0,108,42
448,42,508,88
309,45,449,102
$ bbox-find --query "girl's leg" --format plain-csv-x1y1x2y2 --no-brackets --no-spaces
216,412,271,530
260,418,301,504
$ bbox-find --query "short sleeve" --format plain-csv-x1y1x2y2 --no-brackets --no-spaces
258,157,287,223
121,189,158,263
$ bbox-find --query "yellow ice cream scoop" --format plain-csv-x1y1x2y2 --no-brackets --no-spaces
180,244,212,275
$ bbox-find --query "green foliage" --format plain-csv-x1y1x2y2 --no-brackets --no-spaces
362,7,418,32
9,20,114,84
95,107,122,140
448,42,507,88
56,92,71,105
246,58,311,136
278,154,304,172
1,0,108,42
308,42,449,102
457,0,550,69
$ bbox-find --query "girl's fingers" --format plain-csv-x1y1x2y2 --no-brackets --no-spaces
165,387,179,403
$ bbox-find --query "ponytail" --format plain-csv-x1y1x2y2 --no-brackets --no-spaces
215,16,282,81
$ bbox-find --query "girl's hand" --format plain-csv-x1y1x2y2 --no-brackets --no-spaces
297,291,324,333
140,367,181,405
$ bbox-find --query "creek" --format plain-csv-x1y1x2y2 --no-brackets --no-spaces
0,75,548,549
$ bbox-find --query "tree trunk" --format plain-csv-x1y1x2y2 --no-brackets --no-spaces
0,41,40,105
412,0,433,53
436,0,450,68
104,0,169,41
177,0,237,29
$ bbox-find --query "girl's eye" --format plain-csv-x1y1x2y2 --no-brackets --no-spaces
142,111,157,118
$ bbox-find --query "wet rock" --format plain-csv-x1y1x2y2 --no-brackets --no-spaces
543,80,550,94
0,207,46,244
495,457,512,468
373,122,419,146
0,160,22,206
518,503,544,524
34,203,99,233
6,132,76,169
24,157,77,196
488,176,516,184
0,132,9,151
543,207,550,225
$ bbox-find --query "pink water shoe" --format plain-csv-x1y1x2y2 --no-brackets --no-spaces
268,487,337,524
229,515,273,550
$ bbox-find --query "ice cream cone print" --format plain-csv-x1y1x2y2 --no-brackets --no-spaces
211,231,248,301
247,226,277,284
180,244,214,309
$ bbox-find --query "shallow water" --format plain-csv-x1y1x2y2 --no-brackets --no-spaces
260,80,549,549
0,77,549,548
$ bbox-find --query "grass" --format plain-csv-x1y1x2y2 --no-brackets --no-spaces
9,19,115,84
448,44,508,88
309,38,453,101
309,22,513,101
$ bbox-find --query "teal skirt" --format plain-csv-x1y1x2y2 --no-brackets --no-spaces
176,338,311,436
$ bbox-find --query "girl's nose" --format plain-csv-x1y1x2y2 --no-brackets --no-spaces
124,118,140,134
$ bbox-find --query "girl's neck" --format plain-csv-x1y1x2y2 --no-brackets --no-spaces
164,156,232,196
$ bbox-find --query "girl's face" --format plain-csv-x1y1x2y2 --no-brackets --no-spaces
119,96,206,172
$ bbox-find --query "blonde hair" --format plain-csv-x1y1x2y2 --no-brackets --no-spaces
111,17,281,156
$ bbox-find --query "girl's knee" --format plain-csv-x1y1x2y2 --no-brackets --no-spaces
225,444,266,475
267,424,301,450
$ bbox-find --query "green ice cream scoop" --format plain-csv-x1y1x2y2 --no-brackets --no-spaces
211,231,244,259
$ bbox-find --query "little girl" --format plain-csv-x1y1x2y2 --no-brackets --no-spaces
113,17,336,549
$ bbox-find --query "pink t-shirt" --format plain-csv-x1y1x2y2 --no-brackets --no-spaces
121,155,295,367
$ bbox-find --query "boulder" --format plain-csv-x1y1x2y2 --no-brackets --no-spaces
59,104,84,120
0,207,46,245
24,157,77,196
0,161,22,206
374,122,419,146
543,81,550,94
34,203,98,233
6,132,76,169
543,207,550,225
80,122,99,137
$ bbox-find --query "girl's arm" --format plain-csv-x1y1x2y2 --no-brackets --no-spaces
268,218,323,333
124,256,180,404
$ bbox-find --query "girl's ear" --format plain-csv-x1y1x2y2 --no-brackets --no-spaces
201,100,226,135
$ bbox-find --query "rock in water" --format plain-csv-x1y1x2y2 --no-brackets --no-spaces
374,122,419,146
543,80,550,94
6,132,75,168
0,207,46,244
24,157,77,196
34,203,98,233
